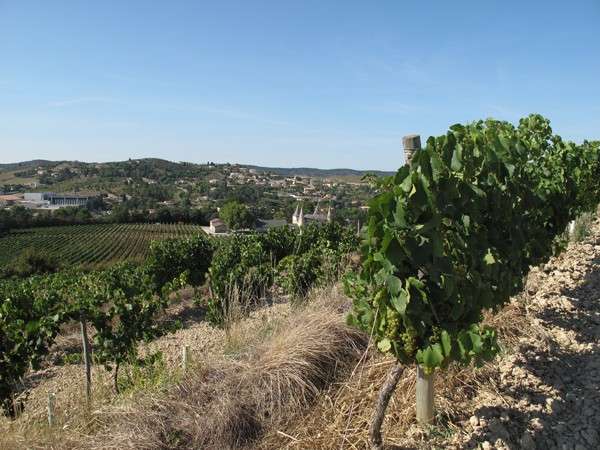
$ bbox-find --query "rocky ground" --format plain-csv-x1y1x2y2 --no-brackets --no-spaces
447,221,600,450
259,219,600,450
3,220,600,450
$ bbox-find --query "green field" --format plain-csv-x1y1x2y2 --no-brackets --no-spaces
0,223,205,269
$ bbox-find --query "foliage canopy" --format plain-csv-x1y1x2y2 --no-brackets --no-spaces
346,115,600,372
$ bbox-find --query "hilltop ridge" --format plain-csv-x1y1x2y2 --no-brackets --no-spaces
0,159,395,179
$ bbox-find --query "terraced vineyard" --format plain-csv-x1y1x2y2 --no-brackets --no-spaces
0,223,205,269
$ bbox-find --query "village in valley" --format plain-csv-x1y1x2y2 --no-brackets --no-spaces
0,159,381,235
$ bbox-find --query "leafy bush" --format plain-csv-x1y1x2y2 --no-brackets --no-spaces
275,250,323,298
260,225,298,261
144,234,214,292
346,115,600,373
85,263,180,391
0,276,65,415
1,248,60,279
207,234,272,324
206,224,360,324
0,261,182,412
294,222,359,255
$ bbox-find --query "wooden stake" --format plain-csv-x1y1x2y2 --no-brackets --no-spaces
416,364,434,425
568,220,576,237
402,134,421,165
47,393,56,427
80,316,92,403
401,135,434,426
182,345,191,371
368,134,424,449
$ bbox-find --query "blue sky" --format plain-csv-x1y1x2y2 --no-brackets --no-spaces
1,1,599,170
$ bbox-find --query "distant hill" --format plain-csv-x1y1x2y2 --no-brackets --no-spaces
242,165,394,178
0,159,395,178
0,160,61,171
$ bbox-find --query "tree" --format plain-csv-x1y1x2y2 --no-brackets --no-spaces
86,196,106,212
75,207,92,222
112,204,131,223
219,200,255,230
155,207,173,223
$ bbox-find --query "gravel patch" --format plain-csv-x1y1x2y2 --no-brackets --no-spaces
445,220,600,450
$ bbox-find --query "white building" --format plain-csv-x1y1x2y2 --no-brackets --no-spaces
209,218,228,234
23,192,97,207
292,202,332,227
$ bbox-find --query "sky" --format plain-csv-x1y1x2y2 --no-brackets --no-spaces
1,1,599,171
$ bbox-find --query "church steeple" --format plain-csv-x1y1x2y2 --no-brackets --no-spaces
327,204,332,223
313,199,320,215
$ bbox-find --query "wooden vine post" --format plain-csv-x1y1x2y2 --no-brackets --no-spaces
402,134,420,166
368,134,425,450
568,220,576,237
416,365,434,424
47,392,56,427
402,134,435,426
79,314,92,403
182,345,191,371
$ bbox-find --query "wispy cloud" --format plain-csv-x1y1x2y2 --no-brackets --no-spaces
48,97,122,107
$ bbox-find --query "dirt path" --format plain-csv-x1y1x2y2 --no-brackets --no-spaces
451,222,600,450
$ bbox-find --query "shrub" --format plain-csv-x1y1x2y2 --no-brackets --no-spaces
207,234,272,324
275,250,323,298
571,211,595,243
0,275,65,415
347,115,600,371
144,234,214,292
206,224,360,325
2,248,60,279
260,225,298,262
344,115,600,445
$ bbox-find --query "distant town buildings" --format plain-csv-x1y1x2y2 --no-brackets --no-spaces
23,192,97,207
0,194,23,207
208,218,228,234
292,202,332,227
255,218,288,232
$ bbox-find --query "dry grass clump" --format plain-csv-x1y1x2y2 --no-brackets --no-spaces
259,295,544,449
83,287,367,450
0,367,116,450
